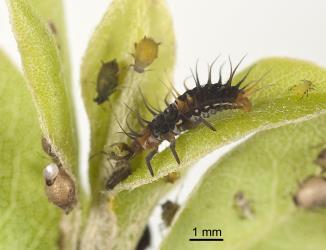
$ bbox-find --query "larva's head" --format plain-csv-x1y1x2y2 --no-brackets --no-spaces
150,104,179,138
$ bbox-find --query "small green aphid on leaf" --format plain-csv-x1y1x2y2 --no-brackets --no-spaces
132,36,160,73
94,59,120,104
107,142,133,161
289,79,316,98
163,171,180,184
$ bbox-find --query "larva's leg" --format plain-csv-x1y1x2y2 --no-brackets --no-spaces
163,133,181,164
146,148,158,177
169,139,180,164
198,117,216,131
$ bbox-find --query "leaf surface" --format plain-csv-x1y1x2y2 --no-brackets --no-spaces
0,50,60,250
7,0,78,175
161,112,326,250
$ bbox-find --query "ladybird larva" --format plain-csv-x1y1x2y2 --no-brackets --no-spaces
112,57,262,176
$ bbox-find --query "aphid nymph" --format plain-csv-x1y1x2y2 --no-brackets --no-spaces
289,79,315,98
94,59,120,104
234,191,254,219
48,21,57,35
161,200,180,227
163,171,180,184
42,137,61,166
107,142,134,161
293,176,326,209
314,148,326,171
105,160,132,190
132,36,160,73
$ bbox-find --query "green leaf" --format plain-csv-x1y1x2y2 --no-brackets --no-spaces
118,57,326,191
28,0,72,87
0,50,60,249
161,112,326,250
80,0,175,195
7,0,78,175
112,181,171,250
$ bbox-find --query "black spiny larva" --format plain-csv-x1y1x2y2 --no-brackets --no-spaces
111,57,260,177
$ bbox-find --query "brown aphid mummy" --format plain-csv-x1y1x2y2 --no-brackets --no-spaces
94,59,120,104
161,200,180,227
42,137,76,213
132,36,160,73
293,176,326,209
234,191,254,219
314,148,326,171
289,79,316,98
163,171,180,184
105,160,132,190
44,164,76,214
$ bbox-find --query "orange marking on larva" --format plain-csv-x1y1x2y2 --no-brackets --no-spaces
235,92,252,112
175,99,189,113
136,127,159,150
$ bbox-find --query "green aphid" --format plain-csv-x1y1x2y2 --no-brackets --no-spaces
132,36,160,73
94,59,119,104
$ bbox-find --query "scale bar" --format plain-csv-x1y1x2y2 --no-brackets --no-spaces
189,238,224,241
